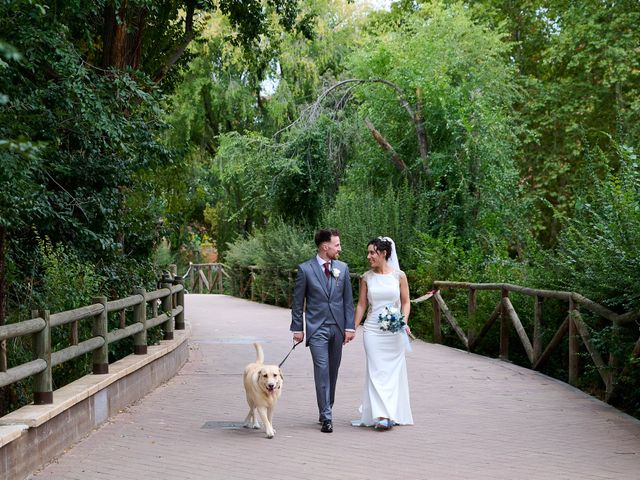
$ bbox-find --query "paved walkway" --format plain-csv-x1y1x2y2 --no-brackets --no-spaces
29,295,640,480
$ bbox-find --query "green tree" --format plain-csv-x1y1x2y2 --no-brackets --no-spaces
342,2,525,246
463,0,640,243
0,0,312,300
161,0,360,249
0,40,46,328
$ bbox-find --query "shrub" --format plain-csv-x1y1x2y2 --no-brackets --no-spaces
322,182,428,274
223,220,314,305
539,146,640,312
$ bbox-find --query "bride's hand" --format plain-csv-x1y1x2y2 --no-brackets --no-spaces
405,325,415,340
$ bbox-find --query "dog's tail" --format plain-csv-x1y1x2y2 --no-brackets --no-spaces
253,343,264,364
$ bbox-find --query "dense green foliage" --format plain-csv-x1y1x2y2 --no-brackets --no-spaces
0,0,309,413
463,0,640,242
539,146,640,311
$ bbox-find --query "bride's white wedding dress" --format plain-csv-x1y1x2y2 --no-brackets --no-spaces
353,270,413,426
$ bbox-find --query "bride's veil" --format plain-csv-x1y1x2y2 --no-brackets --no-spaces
382,236,400,271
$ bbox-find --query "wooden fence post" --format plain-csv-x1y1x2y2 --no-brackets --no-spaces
207,265,213,294
606,320,621,402
0,337,5,373
568,297,579,386
174,278,185,330
92,296,109,374
432,293,442,344
33,309,53,404
161,279,174,340
499,288,509,360
468,287,477,345
133,288,147,355
250,268,256,302
70,319,78,347
533,296,543,363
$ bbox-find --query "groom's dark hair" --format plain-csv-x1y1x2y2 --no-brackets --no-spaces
315,229,340,247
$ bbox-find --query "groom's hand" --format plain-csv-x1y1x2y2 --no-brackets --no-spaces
344,330,356,344
292,332,304,343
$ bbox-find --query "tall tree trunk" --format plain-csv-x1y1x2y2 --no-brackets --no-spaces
101,3,116,69
201,85,219,153
126,7,147,69
101,1,129,69
152,1,196,83
110,1,128,69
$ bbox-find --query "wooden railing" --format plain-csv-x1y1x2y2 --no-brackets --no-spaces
245,266,296,305
0,276,185,405
183,262,227,294
190,264,297,306
412,281,640,403
171,263,640,406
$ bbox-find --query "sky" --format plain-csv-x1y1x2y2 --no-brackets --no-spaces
356,0,395,11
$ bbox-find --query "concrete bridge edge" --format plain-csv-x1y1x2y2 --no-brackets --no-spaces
0,323,191,480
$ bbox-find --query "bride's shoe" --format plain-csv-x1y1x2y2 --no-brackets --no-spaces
374,418,393,430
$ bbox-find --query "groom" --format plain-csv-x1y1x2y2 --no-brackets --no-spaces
290,229,355,433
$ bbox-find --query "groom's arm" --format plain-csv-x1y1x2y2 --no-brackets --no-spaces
290,264,306,334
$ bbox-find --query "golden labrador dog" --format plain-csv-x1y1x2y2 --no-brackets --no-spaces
243,343,283,438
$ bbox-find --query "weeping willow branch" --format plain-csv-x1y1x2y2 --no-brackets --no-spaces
275,78,430,176
363,117,415,187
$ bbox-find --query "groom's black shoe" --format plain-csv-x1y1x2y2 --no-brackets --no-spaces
320,420,333,433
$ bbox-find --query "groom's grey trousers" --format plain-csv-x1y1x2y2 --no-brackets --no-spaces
308,321,343,422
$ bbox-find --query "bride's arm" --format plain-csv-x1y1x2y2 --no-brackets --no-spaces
399,272,411,330
354,276,368,329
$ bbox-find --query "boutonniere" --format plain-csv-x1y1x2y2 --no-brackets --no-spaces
331,267,341,279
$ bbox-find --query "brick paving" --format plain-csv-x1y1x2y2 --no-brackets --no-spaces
29,294,640,480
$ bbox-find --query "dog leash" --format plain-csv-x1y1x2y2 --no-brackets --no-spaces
278,340,303,368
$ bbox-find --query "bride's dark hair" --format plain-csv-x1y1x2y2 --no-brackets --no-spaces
368,237,392,260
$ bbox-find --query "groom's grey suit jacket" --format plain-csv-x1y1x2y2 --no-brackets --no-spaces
290,258,355,344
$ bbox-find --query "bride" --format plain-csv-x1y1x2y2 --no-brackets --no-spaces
352,237,413,430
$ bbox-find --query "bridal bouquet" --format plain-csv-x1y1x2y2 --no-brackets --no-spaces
378,305,406,333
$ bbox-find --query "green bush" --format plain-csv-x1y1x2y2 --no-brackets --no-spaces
539,147,640,312
152,238,176,270
322,182,428,274
224,221,314,305
34,237,104,313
